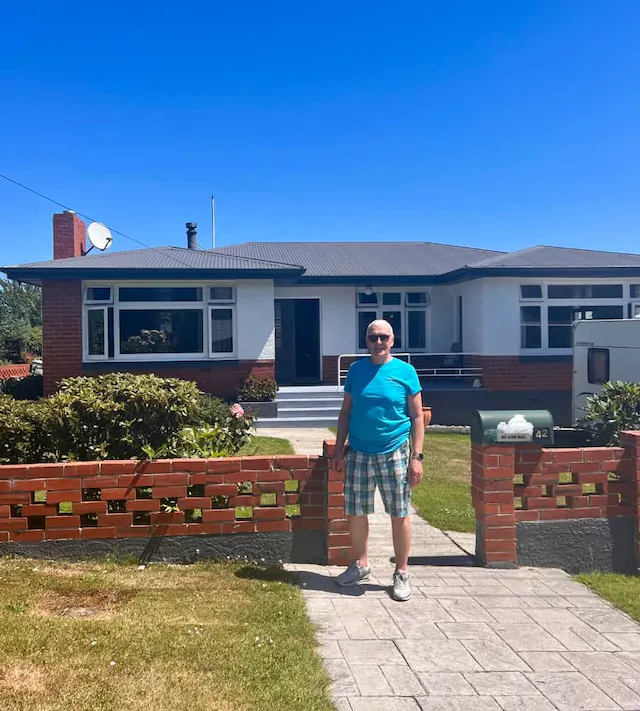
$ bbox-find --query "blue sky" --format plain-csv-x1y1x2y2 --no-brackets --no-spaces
1,1,639,265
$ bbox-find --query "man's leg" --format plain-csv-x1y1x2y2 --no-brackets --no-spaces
391,515,411,573
348,514,369,566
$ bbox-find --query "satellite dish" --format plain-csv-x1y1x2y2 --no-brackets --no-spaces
87,222,113,252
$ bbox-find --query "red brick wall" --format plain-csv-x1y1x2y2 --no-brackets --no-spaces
0,449,345,562
472,432,640,567
83,361,275,400
467,356,572,391
323,441,351,564
0,364,30,380
53,212,86,259
42,280,83,395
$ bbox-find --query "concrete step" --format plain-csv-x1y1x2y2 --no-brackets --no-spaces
276,397,343,408
277,386,343,401
278,406,341,415
255,416,338,429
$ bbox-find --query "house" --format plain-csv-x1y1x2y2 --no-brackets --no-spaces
3,210,640,426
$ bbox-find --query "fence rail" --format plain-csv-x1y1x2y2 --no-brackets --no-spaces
0,364,30,380
337,352,483,387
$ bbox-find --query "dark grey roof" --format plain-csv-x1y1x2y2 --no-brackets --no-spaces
467,245,640,269
4,246,302,272
211,242,502,278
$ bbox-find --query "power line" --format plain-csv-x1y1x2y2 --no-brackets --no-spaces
0,171,201,270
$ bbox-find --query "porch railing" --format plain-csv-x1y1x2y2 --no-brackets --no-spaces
337,352,483,388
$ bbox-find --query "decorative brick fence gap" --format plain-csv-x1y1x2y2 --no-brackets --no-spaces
0,442,350,565
473,431,640,573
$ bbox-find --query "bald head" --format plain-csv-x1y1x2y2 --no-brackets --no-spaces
366,319,394,337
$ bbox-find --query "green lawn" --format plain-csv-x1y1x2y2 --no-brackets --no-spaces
238,436,294,456
330,428,474,533
0,559,334,711
575,572,640,623
411,431,474,532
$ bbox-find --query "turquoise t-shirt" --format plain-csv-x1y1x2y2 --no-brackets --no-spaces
344,357,422,454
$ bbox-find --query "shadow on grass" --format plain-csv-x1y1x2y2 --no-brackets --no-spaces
234,564,299,585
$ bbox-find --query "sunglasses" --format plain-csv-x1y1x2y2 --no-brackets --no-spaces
367,334,390,343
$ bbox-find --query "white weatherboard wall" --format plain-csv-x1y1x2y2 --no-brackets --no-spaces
455,280,485,353
481,279,521,355
429,285,455,352
273,285,357,356
237,281,275,360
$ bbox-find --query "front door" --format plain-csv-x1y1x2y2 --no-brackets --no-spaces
275,299,321,384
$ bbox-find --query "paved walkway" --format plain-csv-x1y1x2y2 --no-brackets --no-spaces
257,426,334,456
290,497,640,710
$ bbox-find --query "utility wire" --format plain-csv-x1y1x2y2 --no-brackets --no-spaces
0,172,202,270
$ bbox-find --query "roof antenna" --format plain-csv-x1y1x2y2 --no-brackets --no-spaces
211,194,216,249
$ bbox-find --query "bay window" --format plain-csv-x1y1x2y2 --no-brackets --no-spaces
356,290,428,351
82,283,236,361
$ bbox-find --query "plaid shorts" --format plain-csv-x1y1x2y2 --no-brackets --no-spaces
344,439,411,518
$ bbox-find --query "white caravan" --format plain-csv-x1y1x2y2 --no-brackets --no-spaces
572,317,640,423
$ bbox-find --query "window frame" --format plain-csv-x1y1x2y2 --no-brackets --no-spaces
587,348,610,384
518,280,631,354
355,289,429,353
82,281,237,362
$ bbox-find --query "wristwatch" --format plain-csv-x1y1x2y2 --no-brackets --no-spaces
412,453,424,461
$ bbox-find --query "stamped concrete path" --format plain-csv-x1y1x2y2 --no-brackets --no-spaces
281,430,640,711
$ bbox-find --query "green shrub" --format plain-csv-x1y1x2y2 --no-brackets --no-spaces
197,393,233,424
0,396,58,464
576,381,640,446
0,375,43,400
238,375,278,402
48,373,201,461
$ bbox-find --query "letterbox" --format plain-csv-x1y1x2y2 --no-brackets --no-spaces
470,410,555,446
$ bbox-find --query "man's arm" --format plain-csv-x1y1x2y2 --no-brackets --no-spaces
332,393,352,471
407,391,424,486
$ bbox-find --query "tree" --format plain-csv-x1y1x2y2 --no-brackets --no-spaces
0,279,42,363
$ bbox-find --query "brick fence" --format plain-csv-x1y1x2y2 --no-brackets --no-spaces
473,431,640,573
0,442,350,565
0,364,30,380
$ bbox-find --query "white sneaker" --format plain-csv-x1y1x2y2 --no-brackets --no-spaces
392,570,411,601
336,561,371,587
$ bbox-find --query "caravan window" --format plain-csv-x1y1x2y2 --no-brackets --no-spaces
587,348,610,384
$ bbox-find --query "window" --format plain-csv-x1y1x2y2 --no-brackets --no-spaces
635,304,640,318
358,311,377,349
383,311,402,349
520,285,542,299
356,290,429,351
406,292,428,305
520,281,626,351
548,305,624,349
357,292,378,306
588,348,610,384
120,309,204,354
631,285,640,299
85,286,112,303
521,306,541,349
119,287,202,302
408,311,426,349
87,310,106,356
82,283,235,361
382,293,401,306
547,284,623,299
210,308,234,353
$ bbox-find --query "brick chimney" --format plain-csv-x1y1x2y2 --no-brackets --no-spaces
53,210,86,259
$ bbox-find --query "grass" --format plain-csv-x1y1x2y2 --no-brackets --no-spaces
330,427,474,533
0,558,334,711
575,572,640,623
238,436,294,456
411,431,473,532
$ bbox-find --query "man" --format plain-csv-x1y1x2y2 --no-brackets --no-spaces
331,319,424,601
